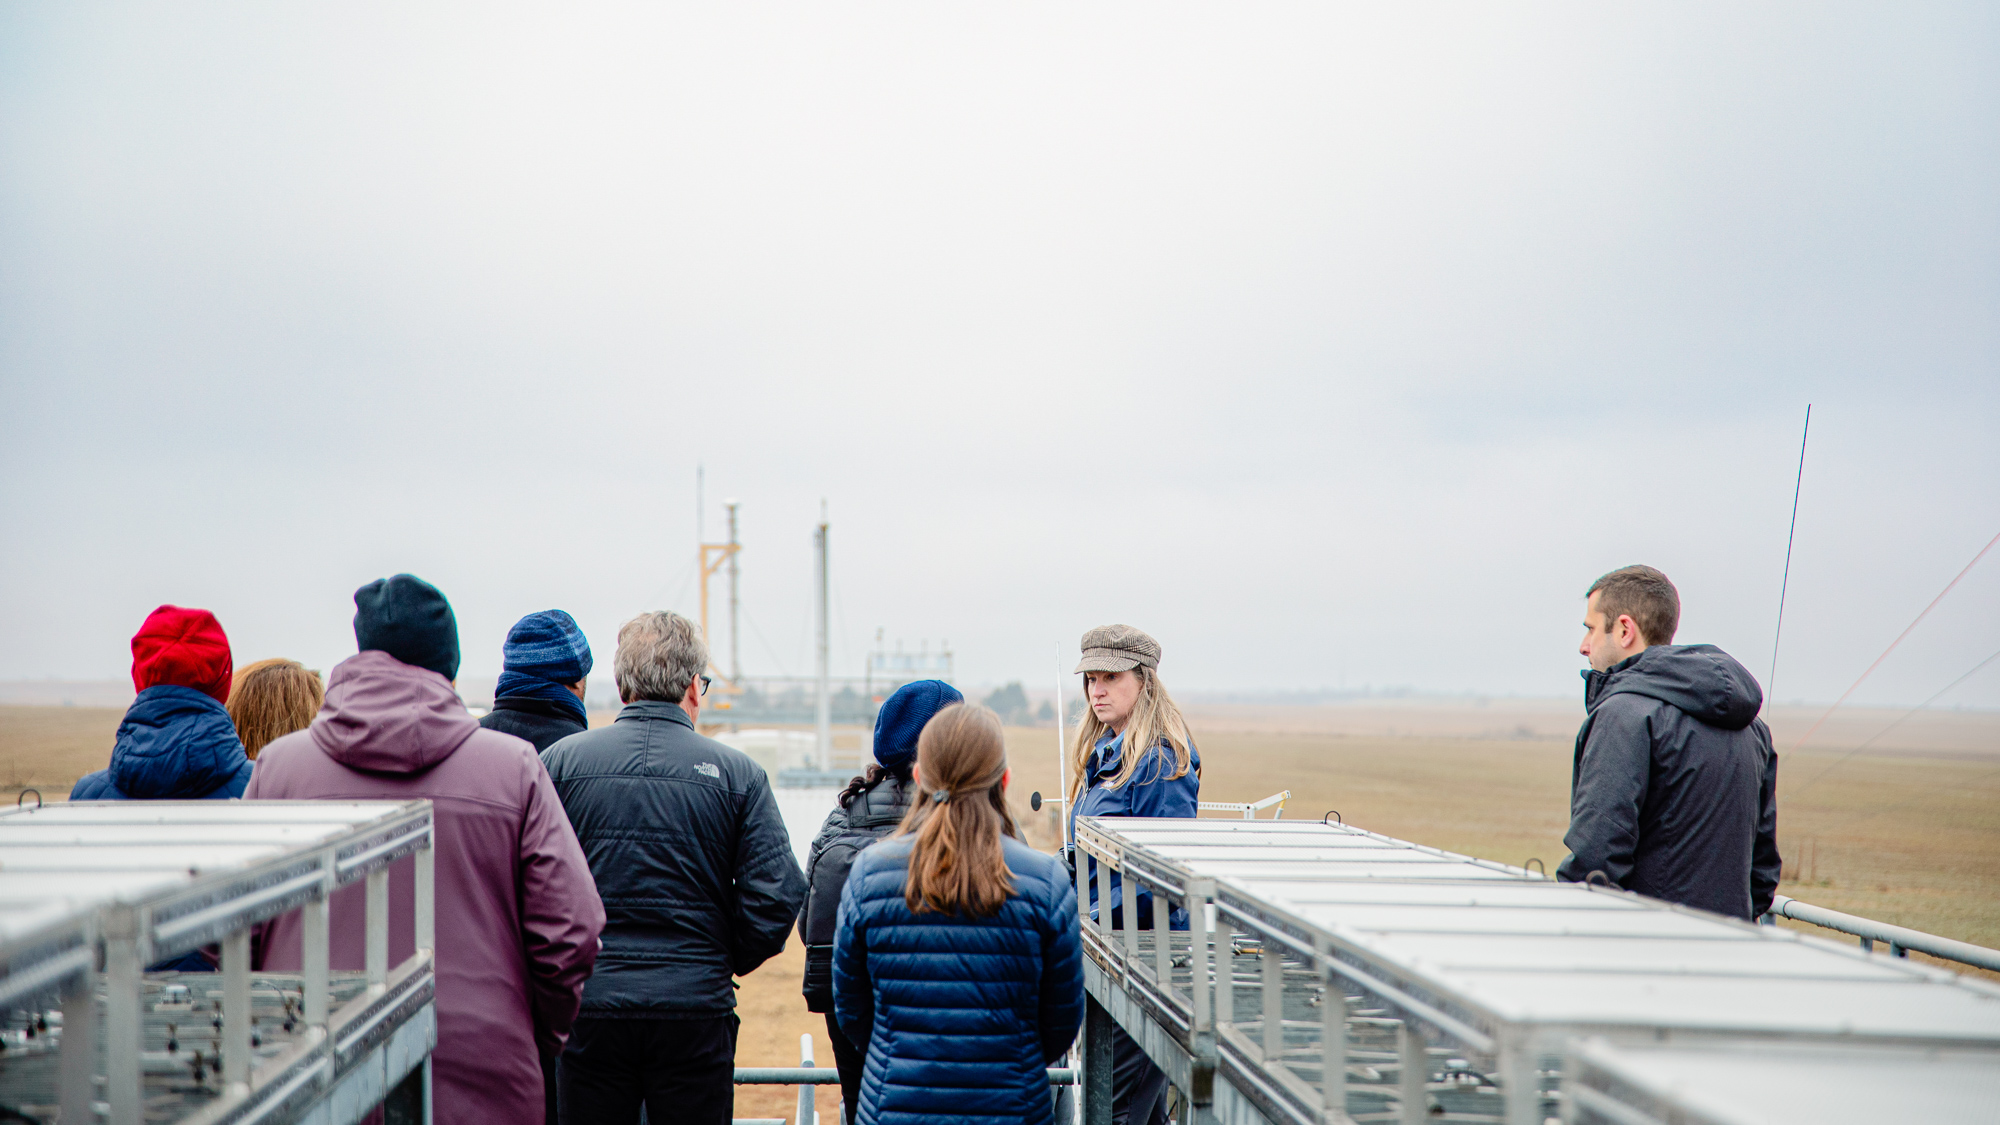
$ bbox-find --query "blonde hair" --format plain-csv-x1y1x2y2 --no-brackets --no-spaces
896,704,1018,917
227,659,325,760
1067,664,1196,807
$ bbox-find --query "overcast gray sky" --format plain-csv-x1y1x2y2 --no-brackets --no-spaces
3,3,1996,708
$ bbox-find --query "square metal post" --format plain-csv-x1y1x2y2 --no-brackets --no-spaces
1215,913,1233,1028
366,866,390,986
1152,889,1170,988
57,959,99,1124
303,893,330,1025
1397,1022,1427,1125
415,838,436,954
103,907,143,1125
1262,939,1283,1062
1121,863,1140,964
1095,850,1114,946
1317,938,1346,1122
1083,995,1115,1125
222,927,252,1089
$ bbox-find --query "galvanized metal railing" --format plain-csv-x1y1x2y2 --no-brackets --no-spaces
1768,894,2000,971
732,1034,1075,1125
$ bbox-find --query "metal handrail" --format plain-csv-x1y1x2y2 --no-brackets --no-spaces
1769,894,2000,972
734,1067,1076,1085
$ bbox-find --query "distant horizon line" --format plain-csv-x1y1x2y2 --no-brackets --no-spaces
3,677,1994,716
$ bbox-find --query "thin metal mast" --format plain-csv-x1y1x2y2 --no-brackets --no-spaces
725,500,742,684
814,502,831,771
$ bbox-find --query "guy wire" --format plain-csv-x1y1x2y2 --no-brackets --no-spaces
1766,404,1811,712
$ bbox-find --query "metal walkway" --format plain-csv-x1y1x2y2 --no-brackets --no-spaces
1071,815,2000,1125
0,800,438,1125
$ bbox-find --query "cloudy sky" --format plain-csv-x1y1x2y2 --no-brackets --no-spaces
3,3,1996,707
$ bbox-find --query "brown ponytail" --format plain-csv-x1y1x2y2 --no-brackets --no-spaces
895,703,1017,917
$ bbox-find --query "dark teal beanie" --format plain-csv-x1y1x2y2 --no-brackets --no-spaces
353,574,460,682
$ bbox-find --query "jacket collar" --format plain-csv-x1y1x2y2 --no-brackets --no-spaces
1090,731,1125,778
1581,649,1648,712
615,699,696,728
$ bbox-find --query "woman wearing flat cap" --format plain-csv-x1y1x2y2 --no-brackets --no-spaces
1066,623,1198,1125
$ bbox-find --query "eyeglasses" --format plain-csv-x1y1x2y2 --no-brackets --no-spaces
698,674,712,697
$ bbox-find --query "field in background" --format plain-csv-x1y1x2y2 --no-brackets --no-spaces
5,699,1997,1119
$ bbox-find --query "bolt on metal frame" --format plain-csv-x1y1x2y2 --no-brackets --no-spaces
1071,816,2000,1125
0,800,438,1125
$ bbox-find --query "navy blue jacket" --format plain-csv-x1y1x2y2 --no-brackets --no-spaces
833,836,1082,1125
1069,732,1200,928
1557,644,1781,921
70,686,252,802
541,700,805,1015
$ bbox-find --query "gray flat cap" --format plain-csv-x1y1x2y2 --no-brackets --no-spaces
1074,624,1161,674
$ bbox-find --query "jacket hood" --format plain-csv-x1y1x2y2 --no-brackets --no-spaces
111,685,251,798
310,650,480,774
1584,643,1763,731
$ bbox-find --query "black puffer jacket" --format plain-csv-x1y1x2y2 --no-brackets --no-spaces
541,700,805,1015
1557,644,1781,921
480,696,586,753
798,774,911,1012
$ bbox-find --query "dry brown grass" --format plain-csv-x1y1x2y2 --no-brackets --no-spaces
6,703,1998,1121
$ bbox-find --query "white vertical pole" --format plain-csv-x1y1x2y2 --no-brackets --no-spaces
1262,939,1283,1063
798,1032,817,1125
814,503,831,772
1318,937,1345,1121
1398,1023,1427,1125
415,838,436,956
727,500,742,685
366,867,390,987
222,928,251,1089
303,892,330,1026
57,957,98,1123
103,908,142,1125
1055,650,1071,847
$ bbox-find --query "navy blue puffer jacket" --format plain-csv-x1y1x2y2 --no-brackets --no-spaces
833,835,1082,1125
70,685,252,801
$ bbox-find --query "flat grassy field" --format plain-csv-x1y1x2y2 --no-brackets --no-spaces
7,701,1997,1120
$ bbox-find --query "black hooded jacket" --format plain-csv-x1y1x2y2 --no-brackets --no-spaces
480,695,587,753
797,774,912,1012
1557,644,1780,921
540,700,806,1015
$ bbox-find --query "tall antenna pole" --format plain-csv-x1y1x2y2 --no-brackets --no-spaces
814,501,831,772
725,500,742,684
1055,648,1071,848
1767,405,1812,712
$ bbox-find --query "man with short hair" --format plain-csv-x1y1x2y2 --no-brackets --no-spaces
1558,565,1781,921
541,611,805,1125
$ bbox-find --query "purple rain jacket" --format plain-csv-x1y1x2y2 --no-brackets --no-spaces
248,650,605,1125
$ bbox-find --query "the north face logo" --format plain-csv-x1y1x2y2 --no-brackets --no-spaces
694,762,720,778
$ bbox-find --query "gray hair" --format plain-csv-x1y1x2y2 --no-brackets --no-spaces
614,611,708,703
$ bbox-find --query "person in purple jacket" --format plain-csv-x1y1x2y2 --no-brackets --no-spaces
249,575,605,1125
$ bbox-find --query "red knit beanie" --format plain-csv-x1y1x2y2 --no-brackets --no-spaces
131,605,234,704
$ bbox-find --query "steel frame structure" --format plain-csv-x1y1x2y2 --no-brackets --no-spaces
1071,816,2000,1125
0,800,437,1125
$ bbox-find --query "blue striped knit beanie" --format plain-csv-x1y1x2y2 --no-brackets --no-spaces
495,610,593,724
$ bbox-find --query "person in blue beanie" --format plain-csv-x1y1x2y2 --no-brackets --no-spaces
482,610,594,753
797,678,962,1124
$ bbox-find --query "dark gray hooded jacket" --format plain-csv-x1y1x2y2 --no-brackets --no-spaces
1557,644,1780,921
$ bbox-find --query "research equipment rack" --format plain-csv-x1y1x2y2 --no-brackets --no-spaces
0,800,437,1125
1072,816,2000,1125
